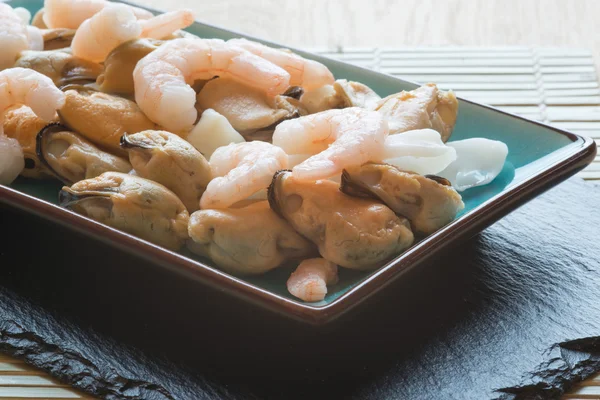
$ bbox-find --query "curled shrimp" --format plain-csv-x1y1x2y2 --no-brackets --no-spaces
272,107,389,181
200,141,288,209
0,4,43,70
0,68,65,129
287,258,339,302
0,68,65,184
134,38,291,133
42,0,152,29
71,4,194,63
228,38,334,91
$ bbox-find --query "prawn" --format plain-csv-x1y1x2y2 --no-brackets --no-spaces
200,141,288,209
0,68,65,184
287,258,338,302
272,107,388,181
133,38,291,133
228,38,334,91
71,4,194,63
42,0,153,29
0,3,43,70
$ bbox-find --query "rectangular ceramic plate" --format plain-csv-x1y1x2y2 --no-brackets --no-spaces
1,0,597,324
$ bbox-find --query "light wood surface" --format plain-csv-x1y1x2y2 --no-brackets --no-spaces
138,0,600,73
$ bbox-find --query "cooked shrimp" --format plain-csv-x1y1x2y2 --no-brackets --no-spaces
0,68,65,131
139,8,194,39
71,5,194,63
228,38,334,91
12,7,31,24
0,68,65,184
134,38,291,132
42,0,152,29
200,141,288,209
272,107,388,181
0,3,42,70
287,258,338,302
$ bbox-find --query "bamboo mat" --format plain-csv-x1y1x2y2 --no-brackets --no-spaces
309,46,600,180
0,354,91,399
1,350,600,399
1,47,599,400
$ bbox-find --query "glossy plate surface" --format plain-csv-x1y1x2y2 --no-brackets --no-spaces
1,0,596,324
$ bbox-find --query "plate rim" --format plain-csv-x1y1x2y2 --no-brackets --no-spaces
1,0,597,325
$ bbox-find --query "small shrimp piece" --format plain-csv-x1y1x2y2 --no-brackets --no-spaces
134,38,291,132
200,141,288,209
43,0,152,29
0,3,43,70
287,258,338,302
0,68,65,184
228,38,334,91
71,5,194,63
272,107,388,181
0,135,24,185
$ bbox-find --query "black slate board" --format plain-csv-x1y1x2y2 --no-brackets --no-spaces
1,177,600,400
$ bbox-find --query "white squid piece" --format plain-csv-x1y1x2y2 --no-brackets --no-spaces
382,129,457,175
438,138,509,191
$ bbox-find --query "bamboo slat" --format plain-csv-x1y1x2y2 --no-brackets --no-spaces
0,357,91,399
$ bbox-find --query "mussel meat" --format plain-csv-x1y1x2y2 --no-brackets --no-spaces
42,28,76,50
59,172,189,250
195,77,307,141
340,163,465,235
187,201,316,275
121,130,212,212
268,170,414,270
333,79,381,109
372,83,458,141
3,106,55,179
37,123,131,184
299,84,342,114
96,38,162,95
58,86,158,155
14,50,102,87
298,79,380,113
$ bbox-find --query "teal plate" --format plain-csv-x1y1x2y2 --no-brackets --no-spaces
1,0,596,324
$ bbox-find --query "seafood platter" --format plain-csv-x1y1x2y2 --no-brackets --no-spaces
0,0,595,322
